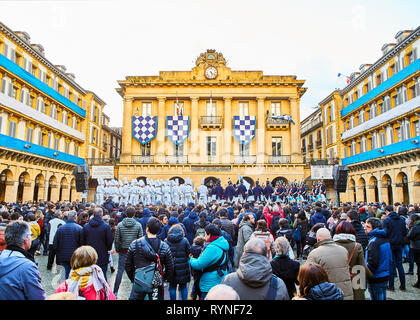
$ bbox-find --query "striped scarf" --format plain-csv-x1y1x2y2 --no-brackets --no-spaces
67,265,110,300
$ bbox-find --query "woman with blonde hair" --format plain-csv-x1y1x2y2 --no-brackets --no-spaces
55,245,116,300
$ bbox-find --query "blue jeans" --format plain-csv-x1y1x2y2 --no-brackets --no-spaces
368,281,388,300
408,248,414,273
389,246,406,289
99,264,108,282
169,283,188,300
60,262,71,280
113,252,127,296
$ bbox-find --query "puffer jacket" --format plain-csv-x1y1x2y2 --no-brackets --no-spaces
307,239,353,300
189,236,229,293
125,236,174,283
53,220,83,264
407,219,420,250
219,217,236,243
182,211,199,245
365,228,393,283
164,227,191,285
139,208,151,236
383,212,408,247
310,211,327,228
82,216,113,266
222,252,289,300
305,282,344,300
114,217,143,252
160,217,187,241
235,220,254,267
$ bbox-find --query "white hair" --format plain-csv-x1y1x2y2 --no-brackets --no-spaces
205,284,240,300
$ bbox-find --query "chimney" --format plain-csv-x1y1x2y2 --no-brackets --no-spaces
15,31,31,44
395,30,413,44
381,43,396,56
55,65,67,73
30,43,45,56
65,73,76,80
359,64,372,73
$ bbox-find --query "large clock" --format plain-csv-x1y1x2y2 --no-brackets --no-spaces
205,66,218,79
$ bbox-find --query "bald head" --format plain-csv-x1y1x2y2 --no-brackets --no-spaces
205,284,240,300
316,228,332,242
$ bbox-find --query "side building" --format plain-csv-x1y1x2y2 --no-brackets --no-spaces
319,27,420,205
0,21,109,203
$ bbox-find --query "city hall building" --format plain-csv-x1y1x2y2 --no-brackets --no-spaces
116,50,307,187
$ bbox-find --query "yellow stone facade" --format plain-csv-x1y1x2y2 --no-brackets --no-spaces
116,50,307,187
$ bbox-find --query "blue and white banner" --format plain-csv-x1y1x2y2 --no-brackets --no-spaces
233,116,256,145
132,116,157,144
166,116,189,145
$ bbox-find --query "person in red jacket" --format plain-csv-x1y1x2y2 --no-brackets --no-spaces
55,245,115,300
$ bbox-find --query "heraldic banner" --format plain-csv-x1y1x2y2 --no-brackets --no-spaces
166,116,190,145
132,116,158,144
233,115,256,145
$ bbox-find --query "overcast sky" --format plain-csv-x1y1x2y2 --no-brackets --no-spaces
1,0,419,126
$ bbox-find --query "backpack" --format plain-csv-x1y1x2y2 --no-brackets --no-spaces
195,226,206,238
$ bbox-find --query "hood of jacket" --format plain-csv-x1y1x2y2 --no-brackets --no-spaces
168,216,180,226
306,282,343,300
187,210,198,220
206,234,230,252
88,215,104,228
239,220,254,230
368,228,388,239
0,250,33,278
387,212,400,220
313,211,324,220
237,252,271,288
351,220,363,231
333,233,356,243
122,217,137,228
142,208,151,218
167,227,184,243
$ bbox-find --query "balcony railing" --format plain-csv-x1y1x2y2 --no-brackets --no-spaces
266,117,290,130
301,117,322,135
165,155,188,164
131,155,154,164
269,155,291,163
86,158,119,165
233,155,257,164
200,116,223,129
305,158,340,165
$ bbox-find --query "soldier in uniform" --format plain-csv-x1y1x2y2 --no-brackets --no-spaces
224,180,236,202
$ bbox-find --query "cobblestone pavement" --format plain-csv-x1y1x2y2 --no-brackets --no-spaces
36,253,420,300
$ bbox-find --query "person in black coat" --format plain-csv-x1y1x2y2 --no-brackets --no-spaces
164,224,191,300
276,218,295,248
224,181,236,202
53,210,82,279
82,207,113,280
347,210,369,250
125,217,174,300
271,236,300,299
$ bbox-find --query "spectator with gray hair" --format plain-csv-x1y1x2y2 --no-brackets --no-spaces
0,221,46,300
47,210,65,270
222,238,289,300
82,205,113,280
271,237,300,299
205,284,240,300
53,210,83,280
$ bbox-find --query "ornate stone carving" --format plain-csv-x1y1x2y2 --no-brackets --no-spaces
195,49,227,67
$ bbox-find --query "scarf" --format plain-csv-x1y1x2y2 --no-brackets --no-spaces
6,245,35,263
206,235,220,244
332,233,356,242
67,265,110,300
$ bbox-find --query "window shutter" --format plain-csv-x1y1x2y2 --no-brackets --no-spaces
1,78,5,94
3,44,8,57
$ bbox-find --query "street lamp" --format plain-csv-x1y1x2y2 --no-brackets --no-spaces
0,173,6,183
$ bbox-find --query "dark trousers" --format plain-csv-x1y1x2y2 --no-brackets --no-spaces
129,286,163,300
59,262,71,279
47,244,56,269
113,251,128,296
98,264,108,281
413,249,420,283
389,246,406,289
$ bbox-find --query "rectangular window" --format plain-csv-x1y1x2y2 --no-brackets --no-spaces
396,127,402,142
65,141,70,154
206,102,216,116
414,121,420,137
3,44,8,58
239,143,249,156
140,141,151,156
74,144,79,156
239,102,249,116
142,102,152,117
271,102,281,116
174,143,184,156
25,127,33,143
54,137,59,150
8,120,17,138
206,137,217,157
47,133,52,148
272,137,282,156
91,148,96,159
379,132,386,147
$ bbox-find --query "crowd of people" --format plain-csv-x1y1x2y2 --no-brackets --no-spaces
0,190,419,301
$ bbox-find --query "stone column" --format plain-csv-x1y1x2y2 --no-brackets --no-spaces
190,97,199,164
156,97,166,164
4,181,18,203
223,97,232,164
121,97,134,163
290,97,302,163
256,97,266,164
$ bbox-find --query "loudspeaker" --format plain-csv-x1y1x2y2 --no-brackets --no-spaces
333,166,348,193
75,174,88,192
72,164,90,175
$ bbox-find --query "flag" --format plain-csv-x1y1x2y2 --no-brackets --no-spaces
239,174,250,190
338,73,350,84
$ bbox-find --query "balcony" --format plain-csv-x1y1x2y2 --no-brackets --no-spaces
165,155,188,164
269,155,291,164
266,117,290,130
86,157,119,165
315,140,322,147
307,158,340,165
301,117,323,135
308,144,314,151
131,155,154,164
200,116,223,129
234,155,257,164
301,146,306,153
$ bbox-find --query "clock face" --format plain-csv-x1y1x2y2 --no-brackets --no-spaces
205,66,217,79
